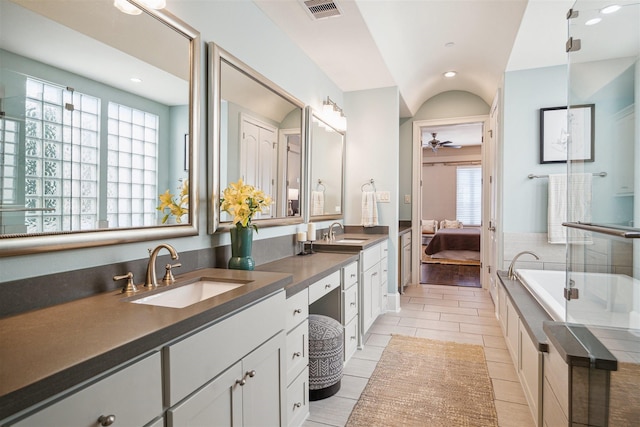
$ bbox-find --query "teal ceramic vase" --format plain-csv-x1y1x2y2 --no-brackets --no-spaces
228,225,255,270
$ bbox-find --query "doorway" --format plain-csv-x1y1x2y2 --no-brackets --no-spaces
411,116,488,287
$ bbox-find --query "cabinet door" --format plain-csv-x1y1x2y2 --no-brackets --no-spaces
242,331,286,427
402,243,411,287
167,362,243,427
362,265,380,333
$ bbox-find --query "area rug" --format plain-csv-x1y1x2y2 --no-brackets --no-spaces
346,335,498,427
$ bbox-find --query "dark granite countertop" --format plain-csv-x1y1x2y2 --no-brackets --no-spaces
310,232,388,254
0,268,292,420
256,252,359,297
497,271,551,351
543,322,617,370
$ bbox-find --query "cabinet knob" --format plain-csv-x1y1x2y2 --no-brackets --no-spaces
351,335,357,340
294,402,302,408
350,302,356,307
350,273,356,278
325,284,331,289
293,351,302,358
246,370,256,378
98,415,116,426
293,308,302,314
236,378,246,386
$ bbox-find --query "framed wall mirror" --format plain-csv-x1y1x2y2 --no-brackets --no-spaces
0,0,200,256
208,42,305,233
307,108,345,221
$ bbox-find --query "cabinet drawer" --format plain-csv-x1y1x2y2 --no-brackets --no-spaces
403,232,412,246
343,261,358,289
286,319,309,386
344,316,359,362
308,271,340,304
165,291,285,406
13,353,162,427
286,288,309,332
362,245,381,271
286,367,309,427
343,285,358,324
380,260,388,285
380,240,389,259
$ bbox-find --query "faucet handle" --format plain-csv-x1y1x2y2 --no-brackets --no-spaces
162,263,182,284
114,272,138,294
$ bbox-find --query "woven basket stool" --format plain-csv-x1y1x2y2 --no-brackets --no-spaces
308,314,344,400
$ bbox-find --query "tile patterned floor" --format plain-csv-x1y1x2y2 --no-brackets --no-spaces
303,284,535,427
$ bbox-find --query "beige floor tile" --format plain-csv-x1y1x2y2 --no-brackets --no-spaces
334,375,369,400
486,361,519,382
494,400,535,427
478,308,498,318
443,293,492,302
371,315,400,326
342,358,378,378
410,297,460,307
425,285,464,294
367,323,417,336
386,309,440,321
400,302,426,311
350,345,384,362
440,312,501,326
423,304,479,316
398,317,460,332
460,322,503,337
459,300,496,310
483,335,508,349
307,396,357,426
484,347,513,364
492,378,528,405
364,333,391,347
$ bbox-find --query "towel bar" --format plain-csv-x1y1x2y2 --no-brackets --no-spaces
527,172,606,179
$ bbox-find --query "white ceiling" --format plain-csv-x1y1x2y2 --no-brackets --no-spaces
253,0,576,118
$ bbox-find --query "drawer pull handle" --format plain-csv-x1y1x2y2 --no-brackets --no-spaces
294,402,302,408
293,308,302,314
98,415,116,426
351,335,357,340
325,284,331,289
293,352,302,357
350,302,356,306
372,272,378,276
350,273,356,278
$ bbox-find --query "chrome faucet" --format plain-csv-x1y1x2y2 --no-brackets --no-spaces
507,251,540,280
145,243,179,287
328,221,344,241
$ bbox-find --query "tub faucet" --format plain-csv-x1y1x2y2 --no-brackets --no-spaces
145,243,179,288
507,251,540,280
329,222,344,241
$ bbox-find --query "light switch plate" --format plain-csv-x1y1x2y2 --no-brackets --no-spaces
376,191,390,203
404,195,411,203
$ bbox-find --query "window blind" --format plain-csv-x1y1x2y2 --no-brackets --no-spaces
456,166,482,226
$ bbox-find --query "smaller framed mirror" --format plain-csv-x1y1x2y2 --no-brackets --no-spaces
306,107,345,221
208,43,306,233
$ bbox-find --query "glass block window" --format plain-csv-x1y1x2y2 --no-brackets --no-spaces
107,103,158,227
24,78,100,233
0,117,19,205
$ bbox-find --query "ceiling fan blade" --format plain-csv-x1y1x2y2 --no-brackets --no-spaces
444,144,462,149
440,141,454,145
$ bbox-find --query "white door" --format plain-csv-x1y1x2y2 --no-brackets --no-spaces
485,95,500,302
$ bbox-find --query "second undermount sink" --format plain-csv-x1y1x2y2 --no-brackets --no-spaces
334,238,365,244
129,279,245,308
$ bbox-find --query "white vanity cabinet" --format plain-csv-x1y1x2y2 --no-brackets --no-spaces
361,240,388,335
10,352,163,427
342,260,359,361
164,292,287,427
285,289,309,427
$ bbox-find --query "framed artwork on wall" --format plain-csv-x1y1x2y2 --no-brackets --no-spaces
540,104,595,163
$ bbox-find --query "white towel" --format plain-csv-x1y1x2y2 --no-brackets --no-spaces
311,191,324,216
548,173,592,244
361,191,379,227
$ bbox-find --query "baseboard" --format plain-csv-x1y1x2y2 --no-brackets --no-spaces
387,292,401,312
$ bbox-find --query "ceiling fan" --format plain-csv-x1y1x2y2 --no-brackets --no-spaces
424,132,462,152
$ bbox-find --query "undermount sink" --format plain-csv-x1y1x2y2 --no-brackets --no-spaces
334,238,365,244
129,279,245,308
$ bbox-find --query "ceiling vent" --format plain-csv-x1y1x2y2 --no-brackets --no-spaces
301,0,342,20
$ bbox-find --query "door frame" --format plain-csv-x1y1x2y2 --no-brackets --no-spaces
411,115,489,287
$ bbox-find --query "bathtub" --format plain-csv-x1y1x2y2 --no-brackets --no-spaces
515,269,640,329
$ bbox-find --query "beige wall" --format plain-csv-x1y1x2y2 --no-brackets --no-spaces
422,145,481,223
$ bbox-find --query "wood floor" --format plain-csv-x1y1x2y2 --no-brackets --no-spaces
420,262,481,287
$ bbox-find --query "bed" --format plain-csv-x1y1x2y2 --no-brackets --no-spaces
424,227,481,261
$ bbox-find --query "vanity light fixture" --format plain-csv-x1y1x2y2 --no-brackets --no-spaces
322,96,347,131
600,4,621,14
114,0,166,15
443,71,457,78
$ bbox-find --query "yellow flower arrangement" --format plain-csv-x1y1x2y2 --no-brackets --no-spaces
157,179,189,224
220,179,272,230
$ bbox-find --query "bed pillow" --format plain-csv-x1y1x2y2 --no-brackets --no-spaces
441,219,463,229
421,219,438,234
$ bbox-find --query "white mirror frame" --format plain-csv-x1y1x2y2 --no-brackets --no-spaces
0,5,200,257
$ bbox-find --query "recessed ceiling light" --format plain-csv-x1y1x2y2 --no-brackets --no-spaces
585,17,602,25
443,71,457,78
601,4,621,14
130,77,143,83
